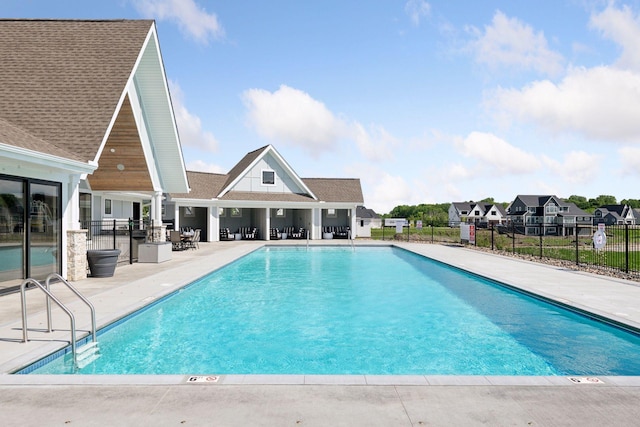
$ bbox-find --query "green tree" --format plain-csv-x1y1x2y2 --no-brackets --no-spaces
622,199,640,209
565,195,589,210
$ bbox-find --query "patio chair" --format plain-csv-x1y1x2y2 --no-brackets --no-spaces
170,230,184,251
185,229,200,249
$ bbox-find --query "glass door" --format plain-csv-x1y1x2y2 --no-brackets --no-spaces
0,177,25,283
28,181,61,280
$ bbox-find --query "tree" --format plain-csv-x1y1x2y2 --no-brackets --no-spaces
565,195,589,210
622,199,640,209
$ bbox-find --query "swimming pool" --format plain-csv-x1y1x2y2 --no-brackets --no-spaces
23,246,640,375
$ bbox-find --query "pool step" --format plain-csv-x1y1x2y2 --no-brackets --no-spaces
76,341,100,369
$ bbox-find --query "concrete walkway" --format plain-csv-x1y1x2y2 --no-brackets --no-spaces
1,241,640,426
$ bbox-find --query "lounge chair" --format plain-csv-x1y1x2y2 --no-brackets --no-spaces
270,228,281,240
219,228,234,241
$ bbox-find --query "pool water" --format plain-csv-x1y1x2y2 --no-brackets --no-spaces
26,246,640,375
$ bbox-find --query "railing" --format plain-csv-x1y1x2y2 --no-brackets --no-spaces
81,218,153,264
370,222,640,279
45,273,97,343
20,278,79,364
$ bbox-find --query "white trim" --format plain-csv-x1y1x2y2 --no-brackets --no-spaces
261,169,276,186
218,145,318,199
0,143,97,174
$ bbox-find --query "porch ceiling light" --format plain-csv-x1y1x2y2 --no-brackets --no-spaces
117,163,125,171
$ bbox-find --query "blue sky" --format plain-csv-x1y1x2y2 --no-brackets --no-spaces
4,0,640,213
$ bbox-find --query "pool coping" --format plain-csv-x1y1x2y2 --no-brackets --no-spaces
3,240,640,385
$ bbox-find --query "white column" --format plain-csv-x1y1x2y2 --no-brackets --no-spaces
173,203,180,231
152,191,163,223
209,206,219,242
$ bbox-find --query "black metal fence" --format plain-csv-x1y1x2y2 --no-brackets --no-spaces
371,223,640,279
81,219,153,264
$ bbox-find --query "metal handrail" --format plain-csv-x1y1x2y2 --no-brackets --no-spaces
45,273,97,343
349,229,355,251
20,278,78,365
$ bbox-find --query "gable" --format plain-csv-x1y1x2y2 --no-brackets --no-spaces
88,96,153,191
228,151,306,194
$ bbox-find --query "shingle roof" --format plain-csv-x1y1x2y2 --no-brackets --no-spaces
356,206,379,219
303,178,364,203
0,117,83,161
173,173,364,204
0,19,153,162
169,171,226,200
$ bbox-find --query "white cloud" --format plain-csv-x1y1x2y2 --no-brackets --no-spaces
368,172,414,214
352,122,399,162
541,151,599,184
242,84,399,161
405,0,431,26
169,80,219,152
489,65,640,142
590,3,640,71
618,146,640,176
133,0,224,44
186,159,225,174
456,131,541,174
242,85,347,156
467,10,564,76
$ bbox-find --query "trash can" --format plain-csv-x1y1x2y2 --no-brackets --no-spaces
87,249,121,278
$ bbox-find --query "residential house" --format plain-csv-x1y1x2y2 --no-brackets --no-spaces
593,205,637,225
164,145,364,241
0,20,189,292
355,206,381,237
507,195,593,236
449,202,506,228
448,202,472,226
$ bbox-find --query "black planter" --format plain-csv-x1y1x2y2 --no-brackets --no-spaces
87,249,121,278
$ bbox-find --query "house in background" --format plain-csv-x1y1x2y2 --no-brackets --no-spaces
164,145,364,241
448,202,506,227
448,202,472,226
593,205,637,225
0,20,188,292
507,195,592,236
355,206,381,237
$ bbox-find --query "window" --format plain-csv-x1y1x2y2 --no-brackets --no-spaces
104,199,111,215
184,207,194,217
273,208,285,218
219,207,225,217
262,170,275,185
327,208,337,218
231,208,242,217
474,210,480,215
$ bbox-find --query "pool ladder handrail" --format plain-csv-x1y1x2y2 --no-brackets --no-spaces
20,274,98,367
45,273,97,344
349,229,355,251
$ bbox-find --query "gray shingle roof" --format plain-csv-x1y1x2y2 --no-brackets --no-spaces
0,117,83,161
0,19,153,162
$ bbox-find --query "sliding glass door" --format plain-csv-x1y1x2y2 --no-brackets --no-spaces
0,174,61,292
29,181,60,280
0,177,25,282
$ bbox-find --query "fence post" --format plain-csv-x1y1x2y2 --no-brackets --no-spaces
575,225,579,266
625,223,630,273
112,219,117,249
129,218,134,265
539,224,543,259
431,223,434,243
491,225,494,250
512,221,515,253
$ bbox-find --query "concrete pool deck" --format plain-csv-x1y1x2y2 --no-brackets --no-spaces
1,240,640,426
